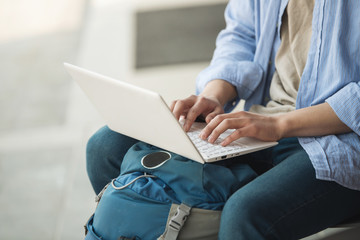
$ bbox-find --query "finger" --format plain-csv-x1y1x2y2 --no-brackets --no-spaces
201,113,236,140
200,114,224,140
172,101,185,120
207,118,239,143
204,107,224,123
172,97,194,120
206,117,247,143
169,100,177,112
201,111,253,139
221,128,247,146
183,96,209,131
183,107,202,132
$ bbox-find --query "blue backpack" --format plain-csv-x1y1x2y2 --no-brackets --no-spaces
84,142,257,240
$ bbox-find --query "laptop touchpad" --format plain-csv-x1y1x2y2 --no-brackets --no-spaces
141,151,171,169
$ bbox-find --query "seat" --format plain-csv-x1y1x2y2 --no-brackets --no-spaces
332,214,360,228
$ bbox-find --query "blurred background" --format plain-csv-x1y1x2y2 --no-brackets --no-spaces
0,0,226,239
0,0,357,239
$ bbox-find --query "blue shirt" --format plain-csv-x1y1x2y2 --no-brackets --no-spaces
196,0,360,190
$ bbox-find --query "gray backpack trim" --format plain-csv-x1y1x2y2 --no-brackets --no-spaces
159,203,221,240
159,203,191,240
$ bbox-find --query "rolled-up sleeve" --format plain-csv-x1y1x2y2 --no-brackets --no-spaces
196,0,264,111
325,82,360,136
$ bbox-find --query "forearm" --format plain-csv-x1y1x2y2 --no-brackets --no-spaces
200,79,237,107
277,102,352,138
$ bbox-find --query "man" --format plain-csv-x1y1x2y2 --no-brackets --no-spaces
87,0,360,239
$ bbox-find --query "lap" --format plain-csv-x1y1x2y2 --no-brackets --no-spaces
219,138,360,240
87,127,360,239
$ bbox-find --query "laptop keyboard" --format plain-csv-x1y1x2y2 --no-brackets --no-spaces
187,123,247,160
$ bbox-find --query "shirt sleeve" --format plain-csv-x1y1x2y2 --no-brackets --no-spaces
325,82,360,136
196,0,264,112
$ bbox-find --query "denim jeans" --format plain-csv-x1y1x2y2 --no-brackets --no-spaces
86,126,360,239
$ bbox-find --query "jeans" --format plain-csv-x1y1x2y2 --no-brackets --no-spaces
86,126,360,239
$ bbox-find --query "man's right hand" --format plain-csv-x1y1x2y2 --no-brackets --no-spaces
170,95,224,132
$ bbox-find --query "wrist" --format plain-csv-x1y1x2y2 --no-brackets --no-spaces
273,114,291,140
200,79,237,107
199,92,224,107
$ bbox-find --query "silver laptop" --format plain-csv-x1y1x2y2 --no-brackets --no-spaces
64,63,277,164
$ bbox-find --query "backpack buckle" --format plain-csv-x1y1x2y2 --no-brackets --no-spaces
169,204,191,231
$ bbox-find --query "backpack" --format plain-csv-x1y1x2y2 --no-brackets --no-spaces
84,142,257,240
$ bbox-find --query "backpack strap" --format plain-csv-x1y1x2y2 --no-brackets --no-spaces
158,203,191,240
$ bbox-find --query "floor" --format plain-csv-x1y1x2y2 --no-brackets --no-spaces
0,0,358,239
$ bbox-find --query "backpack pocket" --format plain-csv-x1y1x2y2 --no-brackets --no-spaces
90,172,180,240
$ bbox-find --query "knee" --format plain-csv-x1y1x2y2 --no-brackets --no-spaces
86,126,138,193
221,190,260,224
86,126,136,165
86,126,116,189
86,126,114,168
219,190,268,240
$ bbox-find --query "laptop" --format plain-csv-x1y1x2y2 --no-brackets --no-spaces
64,63,277,164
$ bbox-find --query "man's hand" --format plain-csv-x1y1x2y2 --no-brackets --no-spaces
170,95,224,132
200,111,282,146
199,102,352,146
170,79,237,132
